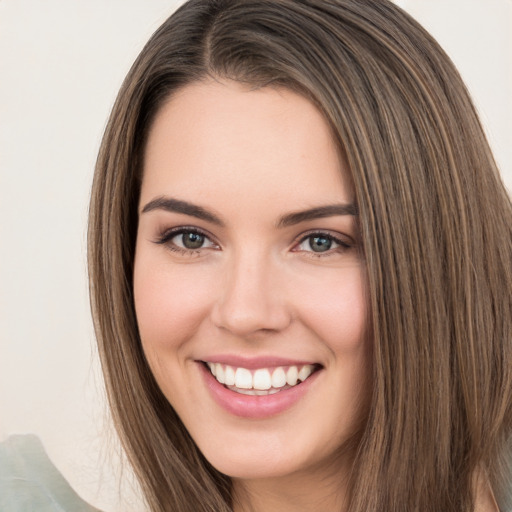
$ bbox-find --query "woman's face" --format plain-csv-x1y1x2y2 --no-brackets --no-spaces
134,80,370,482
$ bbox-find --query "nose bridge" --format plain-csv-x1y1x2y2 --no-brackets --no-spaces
212,245,291,336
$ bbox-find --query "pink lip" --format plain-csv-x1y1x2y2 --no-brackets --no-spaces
200,355,316,369
199,362,322,419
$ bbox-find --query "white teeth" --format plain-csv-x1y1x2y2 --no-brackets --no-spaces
206,362,318,391
253,369,272,390
298,364,314,382
271,367,286,388
235,368,253,389
215,363,225,384
229,387,281,396
235,388,256,395
286,366,298,386
224,365,236,385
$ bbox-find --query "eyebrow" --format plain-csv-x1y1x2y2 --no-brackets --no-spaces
141,196,225,226
276,203,358,228
141,196,358,227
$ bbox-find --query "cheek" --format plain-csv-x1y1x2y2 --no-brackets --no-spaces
294,264,367,352
133,256,216,352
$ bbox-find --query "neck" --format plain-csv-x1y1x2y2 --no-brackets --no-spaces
231,460,351,512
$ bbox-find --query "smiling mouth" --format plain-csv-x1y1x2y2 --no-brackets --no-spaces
203,362,321,396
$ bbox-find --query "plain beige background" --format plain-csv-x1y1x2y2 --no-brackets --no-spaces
1,1,511,510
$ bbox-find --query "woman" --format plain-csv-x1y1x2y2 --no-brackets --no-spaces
88,0,512,510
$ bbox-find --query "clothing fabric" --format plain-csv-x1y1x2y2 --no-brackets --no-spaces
0,434,102,512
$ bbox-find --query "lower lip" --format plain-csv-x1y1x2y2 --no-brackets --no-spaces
199,363,321,419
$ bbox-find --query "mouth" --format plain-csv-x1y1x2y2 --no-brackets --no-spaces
203,361,322,396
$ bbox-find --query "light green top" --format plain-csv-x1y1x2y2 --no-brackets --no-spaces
0,434,103,512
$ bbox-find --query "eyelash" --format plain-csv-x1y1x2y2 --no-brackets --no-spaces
293,231,352,258
154,227,352,257
155,226,218,256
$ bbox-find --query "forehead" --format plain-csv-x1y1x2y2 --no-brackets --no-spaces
141,80,353,214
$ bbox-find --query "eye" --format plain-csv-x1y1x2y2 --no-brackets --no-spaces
301,235,334,253
155,227,218,254
294,232,351,255
175,231,209,249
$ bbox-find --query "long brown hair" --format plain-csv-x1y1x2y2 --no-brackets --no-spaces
88,1,512,510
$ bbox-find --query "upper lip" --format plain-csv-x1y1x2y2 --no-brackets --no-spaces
198,355,320,369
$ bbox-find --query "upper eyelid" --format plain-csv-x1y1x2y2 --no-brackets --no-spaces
292,232,354,259
154,226,352,249
155,225,217,246
294,229,353,245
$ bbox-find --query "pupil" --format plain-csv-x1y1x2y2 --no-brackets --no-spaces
182,232,204,249
310,236,331,252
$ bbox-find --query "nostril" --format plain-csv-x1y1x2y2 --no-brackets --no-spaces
211,308,291,337
210,263,292,336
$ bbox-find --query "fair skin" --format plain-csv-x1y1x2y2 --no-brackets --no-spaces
474,471,499,512
133,79,370,511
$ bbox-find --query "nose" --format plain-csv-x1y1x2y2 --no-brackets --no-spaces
211,250,292,337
